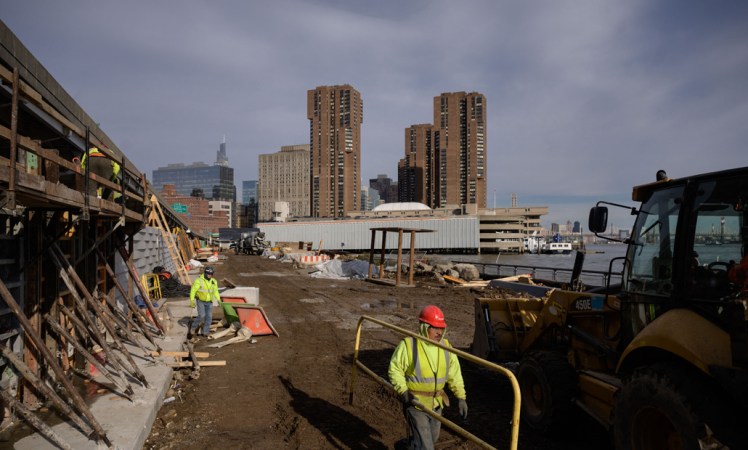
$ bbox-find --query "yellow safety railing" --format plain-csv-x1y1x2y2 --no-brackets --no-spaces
140,273,162,301
349,315,520,450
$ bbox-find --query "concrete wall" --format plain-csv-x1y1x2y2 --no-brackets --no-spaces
114,227,177,307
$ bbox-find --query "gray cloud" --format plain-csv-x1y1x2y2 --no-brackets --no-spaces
3,0,747,228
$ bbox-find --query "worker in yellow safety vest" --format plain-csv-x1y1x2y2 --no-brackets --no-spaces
189,266,220,338
389,305,468,450
80,146,121,200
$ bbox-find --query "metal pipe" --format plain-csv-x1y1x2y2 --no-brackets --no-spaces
349,315,521,450
353,360,495,449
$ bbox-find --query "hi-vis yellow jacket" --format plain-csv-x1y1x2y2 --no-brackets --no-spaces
388,330,466,411
80,147,121,177
189,275,219,307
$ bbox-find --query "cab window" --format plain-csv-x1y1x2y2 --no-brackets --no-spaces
626,186,682,296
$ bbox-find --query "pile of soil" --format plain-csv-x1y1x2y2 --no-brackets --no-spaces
144,253,610,449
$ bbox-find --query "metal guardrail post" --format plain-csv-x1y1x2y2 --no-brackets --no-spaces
349,315,520,450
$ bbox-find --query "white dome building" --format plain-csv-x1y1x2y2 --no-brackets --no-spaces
371,202,432,212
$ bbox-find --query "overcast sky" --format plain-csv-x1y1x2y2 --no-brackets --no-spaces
3,1,747,228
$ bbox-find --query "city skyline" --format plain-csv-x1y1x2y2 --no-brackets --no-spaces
4,1,746,229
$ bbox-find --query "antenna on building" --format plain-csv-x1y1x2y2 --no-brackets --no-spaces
216,136,229,166
511,193,517,208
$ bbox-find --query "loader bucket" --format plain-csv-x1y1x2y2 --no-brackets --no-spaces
471,296,545,361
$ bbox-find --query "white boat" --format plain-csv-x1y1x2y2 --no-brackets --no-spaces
523,233,547,254
544,242,572,254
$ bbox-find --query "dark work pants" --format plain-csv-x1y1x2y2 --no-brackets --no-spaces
87,156,113,198
404,405,442,450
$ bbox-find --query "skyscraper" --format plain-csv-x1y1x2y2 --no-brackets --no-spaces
307,84,363,217
152,139,235,201
216,135,229,167
398,124,434,205
433,92,486,208
398,92,487,209
258,145,310,221
369,174,398,204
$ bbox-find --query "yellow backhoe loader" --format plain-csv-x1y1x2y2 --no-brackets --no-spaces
472,167,748,450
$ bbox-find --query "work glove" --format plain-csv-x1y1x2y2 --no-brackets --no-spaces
458,399,468,419
401,391,416,407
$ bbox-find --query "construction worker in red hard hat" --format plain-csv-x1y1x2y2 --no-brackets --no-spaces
388,305,467,450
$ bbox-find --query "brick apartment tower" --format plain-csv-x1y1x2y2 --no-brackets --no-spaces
307,85,363,217
398,124,434,205
399,92,486,208
434,91,486,208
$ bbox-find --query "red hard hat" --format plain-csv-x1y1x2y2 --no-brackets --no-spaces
419,305,446,328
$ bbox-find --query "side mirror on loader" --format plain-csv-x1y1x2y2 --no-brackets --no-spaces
588,206,608,233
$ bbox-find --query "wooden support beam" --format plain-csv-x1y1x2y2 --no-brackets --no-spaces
43,315,133,398
0,345,93,436
150,350,209,358
117,246,165,333
95,247,160,350
0,389,74,450
0,278,110,445
168,361,226,368
50,244,149,387
52,255,135,390
8,67,19,209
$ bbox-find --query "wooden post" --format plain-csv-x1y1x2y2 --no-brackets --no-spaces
409,230,416,287
0,278,110,445
22,211,42,408
379,231,387,279
368,229,376,279
396,230,403,287
7,67,19,209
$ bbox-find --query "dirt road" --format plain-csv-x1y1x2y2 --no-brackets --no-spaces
144,254,610,450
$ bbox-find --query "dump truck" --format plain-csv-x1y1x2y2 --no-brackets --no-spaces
472,167,748,449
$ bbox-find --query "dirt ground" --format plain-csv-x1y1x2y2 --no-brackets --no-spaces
144,253,612,450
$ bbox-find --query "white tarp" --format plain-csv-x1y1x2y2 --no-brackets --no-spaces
309,259,378,279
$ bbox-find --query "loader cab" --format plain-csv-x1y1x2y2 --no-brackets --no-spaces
591,168,748,347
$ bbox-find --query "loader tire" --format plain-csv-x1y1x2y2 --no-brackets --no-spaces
517,351,577,432
613,362,743,450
